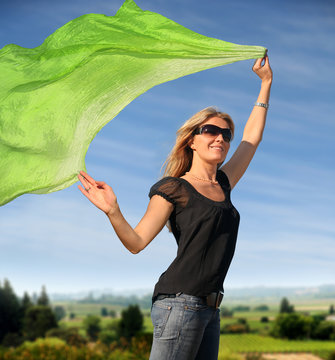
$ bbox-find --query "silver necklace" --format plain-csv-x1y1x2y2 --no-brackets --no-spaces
185,171,219,185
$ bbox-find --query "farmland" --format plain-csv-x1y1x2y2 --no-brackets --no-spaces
1,291,334,360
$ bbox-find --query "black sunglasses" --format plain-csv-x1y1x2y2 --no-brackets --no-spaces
193,124,232,143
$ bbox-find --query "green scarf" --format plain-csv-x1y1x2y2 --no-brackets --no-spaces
0,0,266,206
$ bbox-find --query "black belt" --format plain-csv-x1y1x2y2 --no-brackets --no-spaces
153,291,224,309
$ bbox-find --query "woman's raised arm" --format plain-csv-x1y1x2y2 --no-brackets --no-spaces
78,171,173,254
222,55,273,189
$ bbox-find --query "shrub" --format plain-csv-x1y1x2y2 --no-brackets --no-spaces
46,326,87,346
1,332,24,347
23,305,58,340
312,321,335,340
260,316,269,323
21,337,66,348
130,333,152,357
245,354,265,360
69,312,76,319
101,307,109,317
118,304,143,340
109,309,117,318
53,306,66,321
221,323,249,334
312,313,327,322
221,307,234,317
83,315,101,341
99,329,118,345
233,305,250,312
237,318,247,325
271,313,313,340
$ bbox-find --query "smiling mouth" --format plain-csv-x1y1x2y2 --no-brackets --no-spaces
210,146,224,151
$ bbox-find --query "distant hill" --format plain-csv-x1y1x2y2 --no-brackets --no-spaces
50,284,335,305
225,284,335,300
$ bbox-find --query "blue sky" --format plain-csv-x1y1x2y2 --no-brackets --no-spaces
1,0,334,297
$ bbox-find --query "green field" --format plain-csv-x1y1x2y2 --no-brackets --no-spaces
53,298,335,359
1,334,333,360
219,334,335,357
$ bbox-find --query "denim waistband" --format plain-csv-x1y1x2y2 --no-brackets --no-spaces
153,292,208,304
153,291,223,309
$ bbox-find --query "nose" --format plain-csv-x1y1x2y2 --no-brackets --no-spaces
214,133,230,145
214,133,224,142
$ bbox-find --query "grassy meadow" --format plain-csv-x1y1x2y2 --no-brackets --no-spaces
1,297,334,360
50,298,335,359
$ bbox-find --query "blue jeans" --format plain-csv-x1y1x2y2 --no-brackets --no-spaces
149,293,220,360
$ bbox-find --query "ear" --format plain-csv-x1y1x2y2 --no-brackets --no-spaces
188,138,195,151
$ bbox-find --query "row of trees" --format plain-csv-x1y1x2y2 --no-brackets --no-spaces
2,278,335,346
82,305,144,344
273,297,335,340
45,304,145,348
79,292,152,309
222,297,335,340
0,279,59,346
222,297,334,317
0,279,147,349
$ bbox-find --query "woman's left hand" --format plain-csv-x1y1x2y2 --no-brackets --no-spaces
252,55,273,83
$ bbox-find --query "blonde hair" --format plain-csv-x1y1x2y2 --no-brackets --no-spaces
162,107,235,177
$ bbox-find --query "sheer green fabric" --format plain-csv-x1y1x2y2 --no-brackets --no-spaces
0,0,266,206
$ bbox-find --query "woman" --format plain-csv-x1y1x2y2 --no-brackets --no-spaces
78,55,272,359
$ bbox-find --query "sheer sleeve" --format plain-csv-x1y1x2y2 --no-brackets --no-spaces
149,177,189,209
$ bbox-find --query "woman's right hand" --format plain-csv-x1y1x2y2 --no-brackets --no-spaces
77,170,118,216
252,55,273,83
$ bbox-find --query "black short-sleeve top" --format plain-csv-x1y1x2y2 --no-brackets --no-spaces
148,170,240,301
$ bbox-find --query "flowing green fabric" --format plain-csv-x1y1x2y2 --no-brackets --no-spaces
0,0,266,206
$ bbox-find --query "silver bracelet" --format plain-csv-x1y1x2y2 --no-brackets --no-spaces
254,102,269,109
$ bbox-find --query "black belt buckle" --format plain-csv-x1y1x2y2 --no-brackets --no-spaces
206,291,224,309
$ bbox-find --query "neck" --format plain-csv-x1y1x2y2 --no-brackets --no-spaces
188,160,218,182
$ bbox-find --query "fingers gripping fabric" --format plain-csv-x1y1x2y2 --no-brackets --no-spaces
0,0,266,205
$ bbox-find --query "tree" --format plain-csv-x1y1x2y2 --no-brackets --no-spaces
271,313,313,340
31,292,38,304
101,307,108,317
83,315,101,341
21,292,33,313
46,327,87,346
312,321,335,340
279,297,294,314
54,306,66,321
37,286,49,306
232,305,250,312
18,292,33,332
109,309,117,318
23,305,58,340
330,304,334,315
0,279,21,343
118,304,143,339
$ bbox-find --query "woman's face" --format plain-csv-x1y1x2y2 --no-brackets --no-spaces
190,116,231,165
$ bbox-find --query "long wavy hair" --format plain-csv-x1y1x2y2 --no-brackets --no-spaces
162,107,235,177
